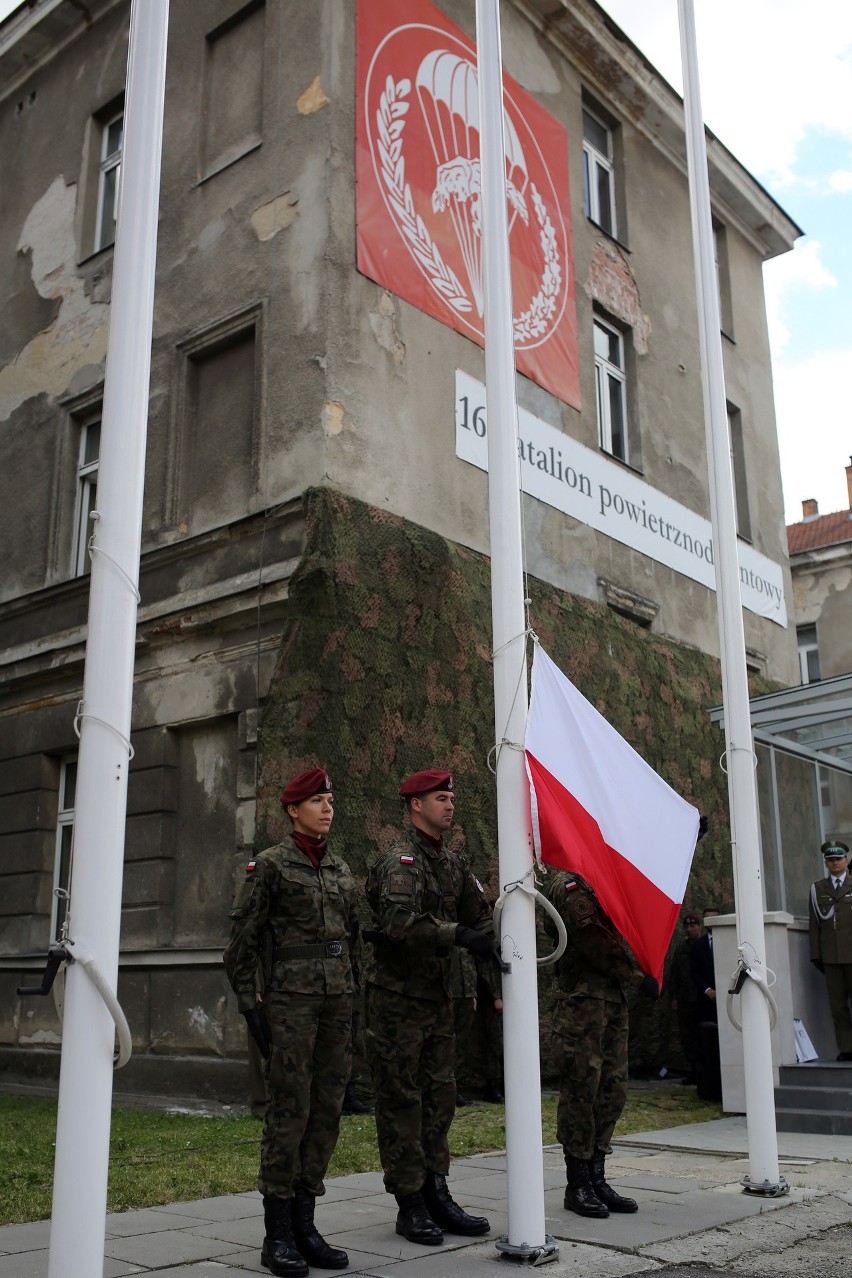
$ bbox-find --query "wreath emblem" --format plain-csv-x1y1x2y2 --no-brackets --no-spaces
374,68,563,344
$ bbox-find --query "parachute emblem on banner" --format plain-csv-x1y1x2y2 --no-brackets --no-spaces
372,45,564,344
415,49,529,316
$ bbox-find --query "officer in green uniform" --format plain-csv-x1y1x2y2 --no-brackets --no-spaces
224,767,358,1277
809,838,852,1062
542,869,658,1219
364,769,499,1245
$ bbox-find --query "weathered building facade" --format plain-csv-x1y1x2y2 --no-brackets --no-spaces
787,460,852,684
0,0,799,1098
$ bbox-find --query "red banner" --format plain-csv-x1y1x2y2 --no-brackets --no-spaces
356,0,580,410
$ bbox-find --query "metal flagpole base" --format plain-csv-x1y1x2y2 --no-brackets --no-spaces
741,1175,790,1197
495,1235,559,1265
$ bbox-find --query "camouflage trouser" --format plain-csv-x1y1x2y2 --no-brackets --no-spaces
552,993,628,1161
365,983,455,1196
259,991,352,1199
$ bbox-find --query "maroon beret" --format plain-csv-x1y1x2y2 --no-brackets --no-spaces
399,769,454,797
280,767,333,806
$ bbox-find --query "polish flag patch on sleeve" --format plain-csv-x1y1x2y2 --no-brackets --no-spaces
245,860,257,873
399,854,415,864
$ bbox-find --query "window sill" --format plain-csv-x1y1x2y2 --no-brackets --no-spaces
599,447,643,479
197,138,262,186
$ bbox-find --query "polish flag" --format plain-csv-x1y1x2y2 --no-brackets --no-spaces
524,646,700,983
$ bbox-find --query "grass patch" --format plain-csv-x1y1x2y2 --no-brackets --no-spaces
0,1085,721,1227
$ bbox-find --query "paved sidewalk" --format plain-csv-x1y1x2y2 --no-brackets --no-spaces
2,1119,851,1277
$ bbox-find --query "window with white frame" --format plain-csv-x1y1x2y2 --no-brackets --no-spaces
73,417,101,575
52,758,77,942
594,317,629,462
797,625,821,685
95,110,123,252
582,107,617,237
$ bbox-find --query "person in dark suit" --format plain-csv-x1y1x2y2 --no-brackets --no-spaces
690,908,721,1100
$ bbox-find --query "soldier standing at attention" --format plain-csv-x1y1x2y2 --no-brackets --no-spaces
224,768,358,1277
364,769,499,1245
809,838,852,1061
669,912,702,1084
542,870,659,1219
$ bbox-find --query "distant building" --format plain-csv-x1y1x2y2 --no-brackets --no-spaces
787,460,852,682
0,0,800,1099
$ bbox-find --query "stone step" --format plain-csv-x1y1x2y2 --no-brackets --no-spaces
778,1062,852,1089
775,1106,852,1136
774,1084,852,1112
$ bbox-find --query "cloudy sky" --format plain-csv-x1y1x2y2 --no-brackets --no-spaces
598,0,852,524
4,0,850,521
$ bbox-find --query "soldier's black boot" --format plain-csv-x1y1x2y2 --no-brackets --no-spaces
588,1151,638,1213
341,1081,374,1115
292,1192,349,1269
261,1196,309,1276
422,1171,490,1236
563,1154,609,1218
394,1191,444,1245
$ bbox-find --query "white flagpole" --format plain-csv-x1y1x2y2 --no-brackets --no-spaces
677,0,786,1196
48,3,170,1274
475,0,557,1259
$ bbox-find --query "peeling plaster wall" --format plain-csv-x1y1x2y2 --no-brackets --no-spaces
791,550,852,678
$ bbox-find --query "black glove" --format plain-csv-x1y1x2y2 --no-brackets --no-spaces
242,1008,272,1060
361,928,385,945
454,925,495,959
812,959,825,975
639,975,660,1000
697,815,709,840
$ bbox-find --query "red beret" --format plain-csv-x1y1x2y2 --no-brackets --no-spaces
280,767,333,806
399,769,454,797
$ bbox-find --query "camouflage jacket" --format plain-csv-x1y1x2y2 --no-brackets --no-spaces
364,825,495,1002
223,839,358,1013
542,870,640,1004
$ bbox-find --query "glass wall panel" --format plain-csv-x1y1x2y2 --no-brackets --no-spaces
776,751,822,916
756,744,781,911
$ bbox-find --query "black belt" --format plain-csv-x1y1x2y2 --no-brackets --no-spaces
276,941,346,960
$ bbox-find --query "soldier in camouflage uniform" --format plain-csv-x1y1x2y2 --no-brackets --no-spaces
364,769,500,1245
542,869,658,1219
224,767,358,1277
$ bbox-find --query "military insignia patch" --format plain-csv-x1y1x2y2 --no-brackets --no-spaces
565,880,578,892
245,861,257,873
389,871,414,894
399,854,415,864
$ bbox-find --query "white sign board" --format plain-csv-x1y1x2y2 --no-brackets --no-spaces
455,370,787,627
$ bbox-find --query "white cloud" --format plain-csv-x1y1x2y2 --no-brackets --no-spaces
774,350,852,521
599,1,852,186
829,169,852,192
763,240,837,354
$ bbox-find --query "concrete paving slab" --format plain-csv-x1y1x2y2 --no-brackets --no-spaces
105,1206,215,1236
153,1191,261,1220
0,1220,50,1254
615,1117,852,1162
321,1221,475,1261
613,1175,702,1194
0,1253,143,1278
104,1227,248,1269
641,1191,852,1268
349,1237,660,1278
216,1241,407,1274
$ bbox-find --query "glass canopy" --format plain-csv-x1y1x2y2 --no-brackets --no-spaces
709,672,852,915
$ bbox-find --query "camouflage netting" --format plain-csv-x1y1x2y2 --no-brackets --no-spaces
257,487,773,1080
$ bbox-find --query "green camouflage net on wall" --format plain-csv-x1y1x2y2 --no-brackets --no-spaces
257,487,773,1077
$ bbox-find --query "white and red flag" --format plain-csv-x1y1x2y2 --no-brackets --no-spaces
525,646,700,984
